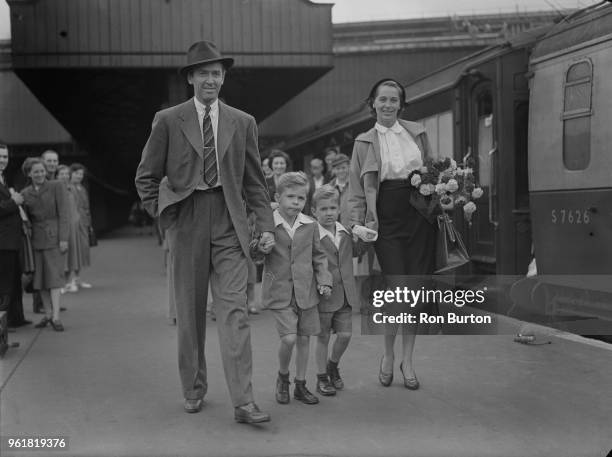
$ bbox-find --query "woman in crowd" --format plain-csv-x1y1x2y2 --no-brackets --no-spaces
21,158,70,331
68,163,92,290
261,157,274,179
348,78,437,390
265,149,291,207
57,165,81,293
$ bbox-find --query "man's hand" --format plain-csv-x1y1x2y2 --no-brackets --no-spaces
317,285,332,297
59,241,69,253
258,231,275,254
270,202,279,210
10,190,24,206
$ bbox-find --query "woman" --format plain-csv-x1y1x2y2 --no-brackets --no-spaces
57,165,81,293
348,78,437,390
265,149,291,208
21,158,70,331
261,157,274,179
68,163,92,289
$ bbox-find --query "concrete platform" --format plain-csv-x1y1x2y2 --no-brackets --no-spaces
1,229,611,457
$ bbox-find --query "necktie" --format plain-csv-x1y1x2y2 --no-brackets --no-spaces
202,105,218,187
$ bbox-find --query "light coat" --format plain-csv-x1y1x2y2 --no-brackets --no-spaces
21,181,69,250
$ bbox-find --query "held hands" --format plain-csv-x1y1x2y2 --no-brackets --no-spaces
317,285,332,297
59,241,69,253
352,225,378,242
258,231,275,254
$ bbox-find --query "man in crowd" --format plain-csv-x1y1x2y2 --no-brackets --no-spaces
305,157,329,215
135,40,275,423
42,150,59,180
0,144,30,328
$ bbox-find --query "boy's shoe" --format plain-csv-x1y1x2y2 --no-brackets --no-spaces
294,379,319,405
275,373,290,404
327,360,344,390
316,374,336,396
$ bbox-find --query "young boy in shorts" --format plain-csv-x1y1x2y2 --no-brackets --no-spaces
261,172,332,405
311,185,360,395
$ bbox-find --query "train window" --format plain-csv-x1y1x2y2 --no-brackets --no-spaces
417,111,453,160
476,92,493,187
562,60,592,170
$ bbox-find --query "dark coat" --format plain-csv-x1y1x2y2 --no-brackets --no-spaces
0,180,22,250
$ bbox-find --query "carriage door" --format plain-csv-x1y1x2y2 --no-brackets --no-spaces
468,83,496,274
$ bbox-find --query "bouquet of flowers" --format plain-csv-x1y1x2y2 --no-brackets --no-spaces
407,157,483,224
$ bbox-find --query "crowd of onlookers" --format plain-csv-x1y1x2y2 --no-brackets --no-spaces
0,146,93,333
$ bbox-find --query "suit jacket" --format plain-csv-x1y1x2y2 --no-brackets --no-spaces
135,99,274,258
348,119,433,227
262,214,332,310
304,174,330,216
317,224,360,313
21,181,69,250
0,180,22,250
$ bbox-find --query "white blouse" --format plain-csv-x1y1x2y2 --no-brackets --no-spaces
375,121,423,181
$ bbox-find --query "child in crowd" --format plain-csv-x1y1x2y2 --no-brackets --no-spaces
261,172,332,405
311,185,359,395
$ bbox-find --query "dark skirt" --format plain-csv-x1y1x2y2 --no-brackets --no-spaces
375,180,437,277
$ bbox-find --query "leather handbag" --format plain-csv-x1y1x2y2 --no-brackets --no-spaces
435,213,470,274
88,226,98,247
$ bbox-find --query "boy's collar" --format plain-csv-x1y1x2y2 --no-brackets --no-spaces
318,221,348,240
273,209,313,228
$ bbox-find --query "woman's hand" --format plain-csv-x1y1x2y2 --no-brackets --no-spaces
59,241,69,253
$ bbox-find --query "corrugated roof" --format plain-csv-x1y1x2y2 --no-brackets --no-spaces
0,70,72,144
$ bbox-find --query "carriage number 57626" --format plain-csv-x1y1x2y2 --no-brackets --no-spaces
551,209,590,224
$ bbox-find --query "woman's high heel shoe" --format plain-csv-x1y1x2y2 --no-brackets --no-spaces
378,356,393,387
400,362,420,390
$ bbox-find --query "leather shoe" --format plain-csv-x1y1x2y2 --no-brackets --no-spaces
184,398,203,413
327,361,344,390
34,316,51,328
50,319,65,332
234,402,270,424
400,362,419,390
275,373,290,404
378,356,393,387
294,379,319,404
316,374,336,396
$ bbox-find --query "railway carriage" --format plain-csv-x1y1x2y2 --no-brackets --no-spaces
277,1,612,325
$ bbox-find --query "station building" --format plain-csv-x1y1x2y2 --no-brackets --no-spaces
1,0,561,229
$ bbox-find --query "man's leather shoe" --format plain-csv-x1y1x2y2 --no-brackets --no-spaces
316,374,336,396
234,402,270,424
327,360,344,390
184,398,203,413
275,373,290,404
294,379,319,404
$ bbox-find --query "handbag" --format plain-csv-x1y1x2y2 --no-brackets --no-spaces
434,213,470,274
88,226,98,247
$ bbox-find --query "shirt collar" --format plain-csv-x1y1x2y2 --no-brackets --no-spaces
375,121,403,134
193,97,219,116
273,209,313,228
318,222,349,241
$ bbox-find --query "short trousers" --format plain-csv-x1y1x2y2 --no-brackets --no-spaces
271,294,320,337
319,303,352,335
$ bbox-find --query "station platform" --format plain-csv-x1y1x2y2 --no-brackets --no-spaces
1,229,611,457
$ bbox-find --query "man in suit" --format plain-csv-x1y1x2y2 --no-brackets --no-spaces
42,150,59,181
135,41,275,423
0,144,30,327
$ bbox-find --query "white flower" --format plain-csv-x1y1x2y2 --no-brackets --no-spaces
446,179,459,193
455,168,464,177
450,159,457,170
410,174,422,187
420,166,428,174
471,187,484,199
463,201,477,215
435,183,447,195
419,184,434,196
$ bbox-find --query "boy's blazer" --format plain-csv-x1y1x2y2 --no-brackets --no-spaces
262,213,332,310
317,224,360,313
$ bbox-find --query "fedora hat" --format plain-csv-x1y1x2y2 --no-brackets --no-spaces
179,41,234,76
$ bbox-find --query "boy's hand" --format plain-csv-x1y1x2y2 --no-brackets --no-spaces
318,285,332,297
